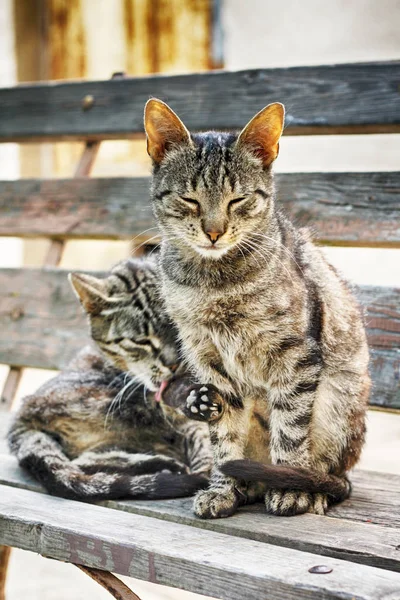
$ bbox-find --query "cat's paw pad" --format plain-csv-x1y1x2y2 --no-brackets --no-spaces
265,489,314,516
183,384,224,422
194,487,238,519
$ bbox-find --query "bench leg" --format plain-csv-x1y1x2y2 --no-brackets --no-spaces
76,565,143,600
0,546,11,600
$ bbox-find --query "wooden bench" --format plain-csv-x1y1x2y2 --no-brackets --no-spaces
0,61,399,600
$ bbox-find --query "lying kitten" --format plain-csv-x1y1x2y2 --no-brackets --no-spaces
144,99,370,518
8,258,212,500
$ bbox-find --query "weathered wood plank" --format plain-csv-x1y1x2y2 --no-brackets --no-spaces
0,268,89,370
330,470,400,528
0,172,399,246
277,172,400,247
1,434,399,532
0,178,153,240
0,268,398,408
0,62,399,142
1,484,400,600
1,452,400,573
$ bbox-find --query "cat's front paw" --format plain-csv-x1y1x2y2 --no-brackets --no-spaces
265,490,328,516
194,487,239,519
183,384,224,422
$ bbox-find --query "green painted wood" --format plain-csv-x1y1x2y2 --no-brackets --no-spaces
0,62,399,142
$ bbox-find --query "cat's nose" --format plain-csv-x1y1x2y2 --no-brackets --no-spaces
168,363,179,373
206,230,223,244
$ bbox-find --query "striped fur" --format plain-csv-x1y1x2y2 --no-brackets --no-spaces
8,258,212,501
144,100,370,518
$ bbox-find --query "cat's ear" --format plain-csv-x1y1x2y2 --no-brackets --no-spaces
236,103,285,167
69,272,109,314
144,98,191,164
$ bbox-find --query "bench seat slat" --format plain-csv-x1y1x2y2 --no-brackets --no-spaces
0,268,398,409
1,483,400,600
0,172,399,247
1,450,399,573
0,62,399,142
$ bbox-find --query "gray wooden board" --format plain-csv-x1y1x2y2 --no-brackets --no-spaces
0,62,399,142
1,485,400,600
1,451,400,573
0,172,399,246
0,268,399,408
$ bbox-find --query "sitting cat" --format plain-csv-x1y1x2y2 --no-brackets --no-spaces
143,99,370,518
8,258,212,501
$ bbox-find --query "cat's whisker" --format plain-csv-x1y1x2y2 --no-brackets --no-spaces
105,375,141,429
238,240,265,272
130,226,160,246
242,237,297,287
251,230,305,275
130,234,161,255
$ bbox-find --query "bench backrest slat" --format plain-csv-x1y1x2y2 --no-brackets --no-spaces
1,172,399,247
0,62,399,142
1,268,398,409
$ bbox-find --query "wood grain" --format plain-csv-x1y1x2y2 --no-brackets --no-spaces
0,177,153,239
0,62,399,142
1,451,400,574
0,172,399,247
277,172,400,247
2,484,400,600
0,268,398,408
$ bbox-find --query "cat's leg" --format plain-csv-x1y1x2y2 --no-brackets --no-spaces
73,450,188,475
194,399,253,519
266,383,326,516
178,420,213,475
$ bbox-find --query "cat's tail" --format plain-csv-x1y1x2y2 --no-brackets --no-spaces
220,460,351,503
8,427,208,501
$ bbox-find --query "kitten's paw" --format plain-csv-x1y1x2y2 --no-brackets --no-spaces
265,489,314,516
194,487,239,519
183,384,224,422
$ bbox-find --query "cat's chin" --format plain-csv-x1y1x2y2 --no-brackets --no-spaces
192,244,232,260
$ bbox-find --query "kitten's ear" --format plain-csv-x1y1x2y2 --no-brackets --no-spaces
236,103,285,167
144,98,191,164
69,272,109,314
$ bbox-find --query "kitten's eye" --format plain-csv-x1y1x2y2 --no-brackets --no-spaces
228,197,246,208
180,197,200,208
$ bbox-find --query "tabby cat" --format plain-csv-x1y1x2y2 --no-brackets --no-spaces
8,258,212,501
144,99,370,518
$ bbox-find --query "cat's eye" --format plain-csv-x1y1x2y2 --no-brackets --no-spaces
133,338,159,352
228,197,247,208
180,196,200,208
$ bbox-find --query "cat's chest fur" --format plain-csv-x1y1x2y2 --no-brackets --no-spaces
164,278,291,389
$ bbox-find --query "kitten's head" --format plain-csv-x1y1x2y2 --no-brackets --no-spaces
144,99,284,260
69,258,179,391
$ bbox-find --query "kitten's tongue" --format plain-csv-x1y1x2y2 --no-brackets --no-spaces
155,380,169,402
